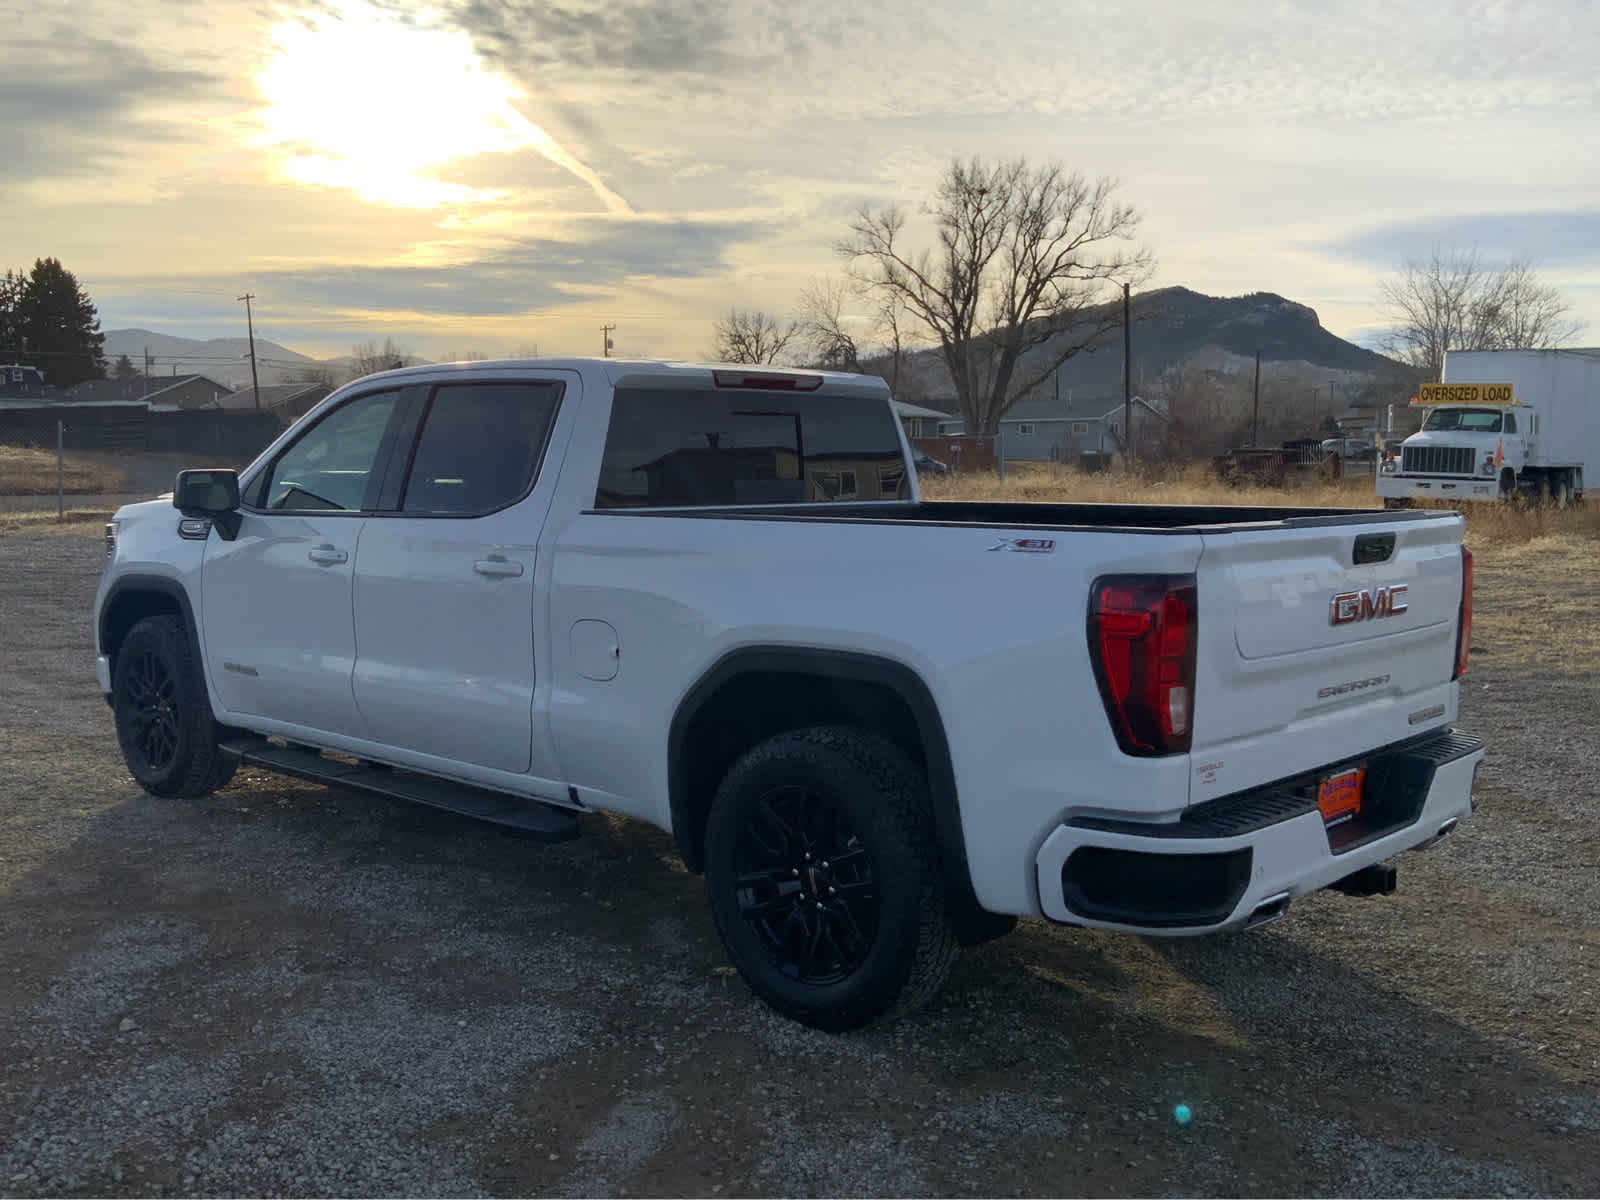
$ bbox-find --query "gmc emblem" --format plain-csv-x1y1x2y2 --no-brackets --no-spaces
1330,585,1408,625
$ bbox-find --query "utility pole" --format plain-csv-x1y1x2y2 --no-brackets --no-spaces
1251,348,1261,447
142,346,152,403
237,292,261,409
1122,281,1132,466
601,324,616,358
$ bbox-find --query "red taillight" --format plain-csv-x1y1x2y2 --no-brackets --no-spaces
1088,574,1198,757
1453,545,1473,679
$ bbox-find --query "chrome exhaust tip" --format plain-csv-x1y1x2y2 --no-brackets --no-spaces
1416,816,1461,852
1244,892,1291,929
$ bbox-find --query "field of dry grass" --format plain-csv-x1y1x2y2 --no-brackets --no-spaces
0,446,130,496
921,459,1600,544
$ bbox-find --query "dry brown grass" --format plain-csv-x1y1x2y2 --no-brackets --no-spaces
0,508,117,536
921,461,1600,547
922,460,1373,511
0,445,131,495
1466,533,1600,672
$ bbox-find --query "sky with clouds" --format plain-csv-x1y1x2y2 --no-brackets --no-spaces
3,0,1597,363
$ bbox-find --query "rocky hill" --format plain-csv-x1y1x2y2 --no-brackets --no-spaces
886,286,1419,431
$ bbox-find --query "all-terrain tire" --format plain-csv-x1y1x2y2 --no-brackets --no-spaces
703,726,958,1032
112,615,238,798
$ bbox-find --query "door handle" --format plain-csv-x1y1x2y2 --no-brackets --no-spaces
473,557,524,578
307,545,348,565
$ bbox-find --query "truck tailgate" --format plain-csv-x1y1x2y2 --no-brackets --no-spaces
1188,514,1465,804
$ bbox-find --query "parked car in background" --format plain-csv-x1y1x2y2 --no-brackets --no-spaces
911,448,949,476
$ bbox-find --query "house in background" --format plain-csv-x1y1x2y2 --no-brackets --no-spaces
0,364,47,399
908,391,1127,463
67,374,233,410
892,399,952,440
1099,395,1171,457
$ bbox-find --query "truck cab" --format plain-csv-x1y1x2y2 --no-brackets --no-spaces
1378,401,1528,503
1377,353,1595,508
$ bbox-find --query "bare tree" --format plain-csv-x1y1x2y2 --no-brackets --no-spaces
839,156,1153,435
712,308,798,365
797,276,921,395
1149,361,1240,460
796,278,861,371
1379,246,1583,380
349,336,414,379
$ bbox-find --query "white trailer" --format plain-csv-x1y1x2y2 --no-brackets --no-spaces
1377,348,1600,506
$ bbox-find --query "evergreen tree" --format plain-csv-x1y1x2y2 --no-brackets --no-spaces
18,258,105,386
0,269,22,363
112,353,141,380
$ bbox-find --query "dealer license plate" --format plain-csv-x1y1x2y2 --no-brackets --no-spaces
1317,768,1365,828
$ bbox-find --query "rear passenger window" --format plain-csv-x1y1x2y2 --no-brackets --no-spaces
401,381,562,514
595,387,908,508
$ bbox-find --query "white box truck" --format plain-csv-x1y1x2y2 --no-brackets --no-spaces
1377,348,1600,507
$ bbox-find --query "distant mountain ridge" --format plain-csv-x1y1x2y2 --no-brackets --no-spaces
101,329,323,389
888,286,1415,423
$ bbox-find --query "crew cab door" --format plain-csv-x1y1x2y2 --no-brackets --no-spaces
201,387,404,736
350,376,568,773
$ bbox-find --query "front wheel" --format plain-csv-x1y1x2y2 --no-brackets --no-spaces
703,727,957,1031
112,615,238,798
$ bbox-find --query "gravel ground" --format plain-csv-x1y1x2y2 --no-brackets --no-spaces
1,528,1597,1197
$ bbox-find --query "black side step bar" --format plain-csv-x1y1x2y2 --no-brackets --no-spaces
220,738,581,842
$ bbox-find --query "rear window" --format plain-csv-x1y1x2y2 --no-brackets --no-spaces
594,387,909,509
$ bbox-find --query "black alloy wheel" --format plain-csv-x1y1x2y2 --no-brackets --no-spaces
119,645,180,774
732,785,878,985
704,726,958,1031
111,615,237,798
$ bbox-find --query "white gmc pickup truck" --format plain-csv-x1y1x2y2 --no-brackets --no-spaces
94,358,1485,1030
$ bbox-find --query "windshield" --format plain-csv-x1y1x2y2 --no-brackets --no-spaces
1422,407,1503,433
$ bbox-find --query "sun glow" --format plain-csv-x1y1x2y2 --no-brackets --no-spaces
254,2,630,212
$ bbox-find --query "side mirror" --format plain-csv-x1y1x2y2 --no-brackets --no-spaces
173,469,242,540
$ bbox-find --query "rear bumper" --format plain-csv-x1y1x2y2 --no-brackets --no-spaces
1375,473,1498,501
1034,729,1484,934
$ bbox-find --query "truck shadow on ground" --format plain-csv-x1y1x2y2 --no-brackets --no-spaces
1,761,1595,1198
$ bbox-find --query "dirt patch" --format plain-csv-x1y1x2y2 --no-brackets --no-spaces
0,534,1597,1197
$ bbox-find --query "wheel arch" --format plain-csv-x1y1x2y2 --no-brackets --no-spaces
100,575,201,675
667,646,994,940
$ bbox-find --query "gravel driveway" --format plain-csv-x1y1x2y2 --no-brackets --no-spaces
1,528,1596,1197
